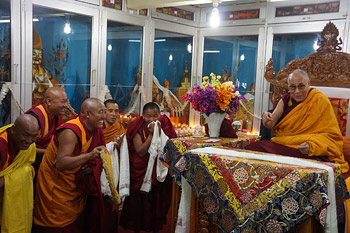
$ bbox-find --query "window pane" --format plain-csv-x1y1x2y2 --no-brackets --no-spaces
203,36,258,132
153,30,193,126
0,0,11,126
272,33,321,73
105,21,143,115
33,5,92,116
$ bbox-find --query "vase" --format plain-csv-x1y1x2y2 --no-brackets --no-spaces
204,112,226,138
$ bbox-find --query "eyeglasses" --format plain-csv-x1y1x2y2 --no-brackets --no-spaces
288,84,306,91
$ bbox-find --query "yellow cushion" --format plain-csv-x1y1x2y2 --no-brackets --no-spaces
344,137,350,163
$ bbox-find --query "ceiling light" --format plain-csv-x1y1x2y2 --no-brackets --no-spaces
64,23,71,34
187,43,192,53
210,2,220,27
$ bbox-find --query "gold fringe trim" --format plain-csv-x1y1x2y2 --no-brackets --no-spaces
100,150,121,208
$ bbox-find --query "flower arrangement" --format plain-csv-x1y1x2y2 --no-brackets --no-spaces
182,73,245,116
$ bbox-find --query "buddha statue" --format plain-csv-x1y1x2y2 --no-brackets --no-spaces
32,26,58,105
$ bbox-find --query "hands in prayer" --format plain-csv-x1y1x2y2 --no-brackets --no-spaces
298,142,310,155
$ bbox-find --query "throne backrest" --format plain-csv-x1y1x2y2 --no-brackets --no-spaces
264,22,350,136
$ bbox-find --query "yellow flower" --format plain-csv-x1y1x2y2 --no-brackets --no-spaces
211,76,215,80
202,82,206,86
217,75,221,80
203,76,209,81
210,73,214,77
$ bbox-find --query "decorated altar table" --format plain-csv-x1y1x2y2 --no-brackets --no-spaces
163,141,349,233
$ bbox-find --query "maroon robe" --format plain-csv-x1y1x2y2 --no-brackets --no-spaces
119,115,177,232
26,103,62,149
0,127,16,170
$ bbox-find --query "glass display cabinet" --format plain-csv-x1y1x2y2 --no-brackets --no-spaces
32,5,92,117
202,35,258,132
153,29,193,126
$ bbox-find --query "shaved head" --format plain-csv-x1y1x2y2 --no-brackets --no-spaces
44,86,66,100
81,98,104,113
11,114,39,150
43,87,68,116
14,114,39,132
80,98,106,131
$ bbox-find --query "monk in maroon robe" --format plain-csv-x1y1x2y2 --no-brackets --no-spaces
26,87,68,171
119,102,177,232
34,98,107,233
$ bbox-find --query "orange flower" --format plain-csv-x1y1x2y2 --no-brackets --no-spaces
216,86,232,111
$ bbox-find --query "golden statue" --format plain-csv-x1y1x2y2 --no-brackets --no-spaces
32,26,58,105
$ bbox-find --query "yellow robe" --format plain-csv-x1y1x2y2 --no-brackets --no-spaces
272,88,349,173
0,124,36,233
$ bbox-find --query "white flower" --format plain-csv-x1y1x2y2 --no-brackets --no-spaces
234,91,240,96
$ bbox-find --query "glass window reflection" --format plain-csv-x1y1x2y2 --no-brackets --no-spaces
203,36,258,131
153,30,193,126
33,5,92,117
272,33,321,73
0,0,11,126
105,21,143,114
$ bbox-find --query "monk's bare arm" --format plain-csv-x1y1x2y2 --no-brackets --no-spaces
56,129,101,171
36,148,46,156
262,99,284,129
133,133,153,157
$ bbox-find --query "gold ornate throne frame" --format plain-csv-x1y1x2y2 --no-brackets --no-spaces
264,22,350,137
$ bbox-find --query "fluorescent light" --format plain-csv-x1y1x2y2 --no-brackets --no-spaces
107,44,112,51
155,39,166,42
0,18,39,23
204,50,220,53
169,54,173,61
128,39,141,42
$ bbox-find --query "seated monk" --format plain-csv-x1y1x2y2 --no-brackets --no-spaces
245,69,349,174
119,102,177,232
0,114,39,232
103,99,125,144
34,98,107,233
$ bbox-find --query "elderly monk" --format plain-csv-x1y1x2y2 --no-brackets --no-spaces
246,69,348,174
0,114,39,233
103,99,125,144
26,86,68,156
119,102,177,232
34,98,107,233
